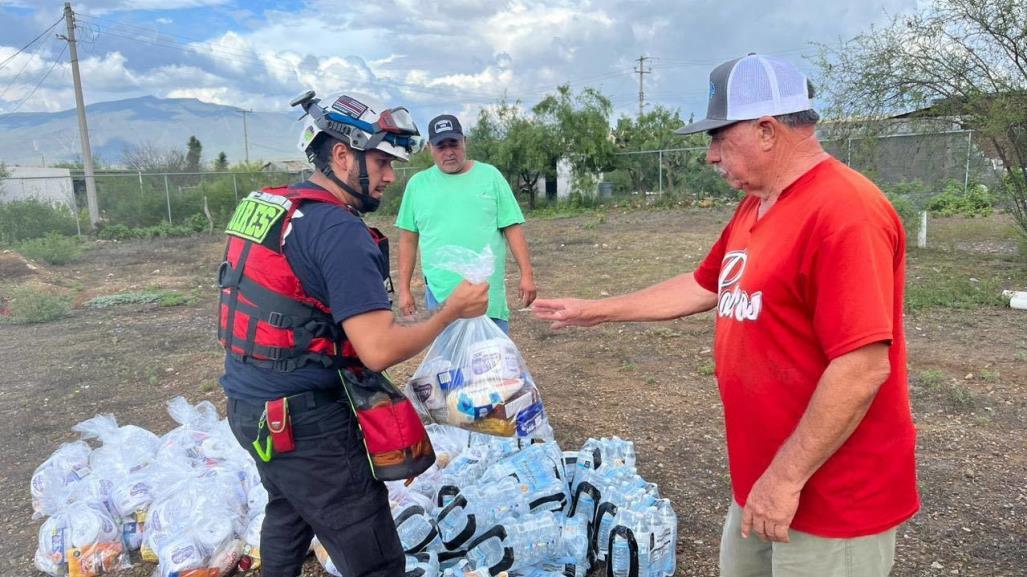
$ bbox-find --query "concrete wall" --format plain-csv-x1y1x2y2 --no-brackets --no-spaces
0,167,75,208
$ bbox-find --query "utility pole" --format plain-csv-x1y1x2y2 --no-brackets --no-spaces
634,55,651,119
61,2,100,229
238,109,252,164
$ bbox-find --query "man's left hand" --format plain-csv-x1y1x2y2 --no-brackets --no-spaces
741,470,803,543
519,275,537,307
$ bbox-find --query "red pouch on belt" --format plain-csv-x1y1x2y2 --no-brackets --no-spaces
266,398,295,454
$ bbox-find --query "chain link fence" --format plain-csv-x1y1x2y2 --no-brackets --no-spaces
0,130,1013,242
1,169,311,237
607,129,1005,206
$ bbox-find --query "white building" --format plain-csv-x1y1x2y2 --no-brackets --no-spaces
0,166,76,209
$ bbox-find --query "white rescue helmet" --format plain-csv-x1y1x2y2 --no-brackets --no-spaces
293,91,424,162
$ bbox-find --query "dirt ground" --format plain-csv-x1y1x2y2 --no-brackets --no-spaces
1,207,1025,577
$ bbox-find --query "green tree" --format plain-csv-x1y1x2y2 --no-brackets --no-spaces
533,85,616,196
469,101,557,209
214,152,228,171
816,0,1027,236
186,136,203,172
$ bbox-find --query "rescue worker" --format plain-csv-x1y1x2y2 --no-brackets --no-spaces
217,90,488,577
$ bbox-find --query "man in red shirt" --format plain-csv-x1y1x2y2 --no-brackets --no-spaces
533,53,918,576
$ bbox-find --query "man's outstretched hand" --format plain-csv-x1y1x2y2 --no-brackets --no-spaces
531,298,600,329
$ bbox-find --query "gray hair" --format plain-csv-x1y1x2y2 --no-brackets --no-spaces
774,109,820,127
774,79,819,127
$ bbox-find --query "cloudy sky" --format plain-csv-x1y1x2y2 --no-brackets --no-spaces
0,0,919,128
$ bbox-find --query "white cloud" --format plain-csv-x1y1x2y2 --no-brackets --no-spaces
166,86,231,103
0,0,923,121
75,0,231,14
189,31,255,74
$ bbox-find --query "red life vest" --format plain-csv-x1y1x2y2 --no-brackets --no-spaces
218,185,435,481
217,184,388,372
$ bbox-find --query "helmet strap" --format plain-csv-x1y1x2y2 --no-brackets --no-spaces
313,145,380,213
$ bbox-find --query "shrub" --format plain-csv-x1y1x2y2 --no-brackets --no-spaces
86,292,165,308
86,290,192,308
1,286,72,324
885,192,921,241
97,223,138,241
925,180,993,218
0,200,78,245
16,233,84,265
96,222,197,241
186,213,211,233
142,221,195,238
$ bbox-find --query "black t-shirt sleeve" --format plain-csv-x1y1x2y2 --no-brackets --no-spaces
287,206,392,324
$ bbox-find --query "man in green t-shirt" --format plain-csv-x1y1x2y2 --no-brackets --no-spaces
395,114,536,333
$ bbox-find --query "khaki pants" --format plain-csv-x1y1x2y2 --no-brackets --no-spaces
719,502,896,577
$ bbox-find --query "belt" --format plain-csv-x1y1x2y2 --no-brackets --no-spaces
230,388,345,422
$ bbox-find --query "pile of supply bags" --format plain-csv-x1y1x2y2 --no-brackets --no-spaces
31,399,677,577
32,398,261,577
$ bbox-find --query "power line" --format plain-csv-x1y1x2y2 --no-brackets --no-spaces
0,39,58,100
8,43,67,114
0,15,66,72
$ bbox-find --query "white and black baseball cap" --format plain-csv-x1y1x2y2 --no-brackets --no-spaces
676,53,813,135
428,114,464,145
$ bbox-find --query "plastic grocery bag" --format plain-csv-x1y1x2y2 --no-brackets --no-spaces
31,441,92,518
34,501,127,577
73,414,159,476
406,246,551,439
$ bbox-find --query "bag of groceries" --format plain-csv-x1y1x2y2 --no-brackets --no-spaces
406,246,551,438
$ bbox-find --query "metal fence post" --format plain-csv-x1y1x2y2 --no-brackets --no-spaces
658,150,663,194
137,170,144,198
964,130,972,194
69,180,82,237
164,174,172,224
233,174,239,201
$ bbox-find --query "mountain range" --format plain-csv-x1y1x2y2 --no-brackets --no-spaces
0,96,303,168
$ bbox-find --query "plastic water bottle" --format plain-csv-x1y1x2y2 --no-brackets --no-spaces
394,505,442,553
542,556,587,577
558,514,590,568
572,439,602,493
608,525,633,577
604,436,636,469
465,512,562,574
404,551,440,577
505,511,562,568
654,499,678,576
436,477,529,549
598,505,639,564
463,524,510,573
522,567,575,577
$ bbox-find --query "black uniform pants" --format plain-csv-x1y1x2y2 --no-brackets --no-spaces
227,390,405,577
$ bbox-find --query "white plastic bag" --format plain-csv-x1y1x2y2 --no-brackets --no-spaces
156,397,224,467
73,414,159,476
31,441,92,518
34,501,127,577
407,246,551,438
